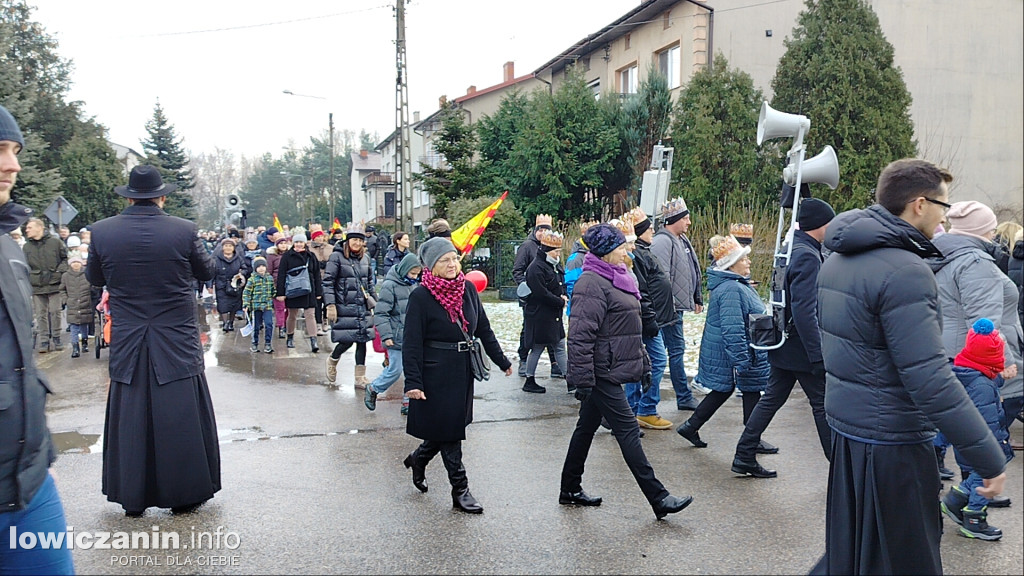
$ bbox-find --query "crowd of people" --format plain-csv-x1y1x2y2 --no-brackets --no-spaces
3,101,1024,574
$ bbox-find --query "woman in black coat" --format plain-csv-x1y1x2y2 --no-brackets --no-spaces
402,237,512,514
560,224,693,519
522,229,568,394
213,238,248,332
275,232,323,352
322,225,376,387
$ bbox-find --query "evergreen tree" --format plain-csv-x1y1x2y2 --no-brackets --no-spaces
58,122,126,225
770,0,917,211
603,64,674,208
504,67,619,222
142,100,196,219
670,53,780,210
413,104,483,218
477,89,530,198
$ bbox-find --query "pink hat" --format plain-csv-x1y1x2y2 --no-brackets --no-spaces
947,201,997,239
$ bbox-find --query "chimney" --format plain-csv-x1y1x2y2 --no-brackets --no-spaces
413,111,420,123
439,95,448,108
466,85,476,95
503,61,515,82
359,149,368,159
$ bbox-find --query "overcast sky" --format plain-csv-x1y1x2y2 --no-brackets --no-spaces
29,0,637,159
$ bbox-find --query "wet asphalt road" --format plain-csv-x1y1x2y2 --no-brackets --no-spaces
36,317,1024,575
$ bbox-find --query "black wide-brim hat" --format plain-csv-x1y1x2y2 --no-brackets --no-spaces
115,165,177,199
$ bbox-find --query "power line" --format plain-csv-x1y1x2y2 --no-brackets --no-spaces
125,4,391,38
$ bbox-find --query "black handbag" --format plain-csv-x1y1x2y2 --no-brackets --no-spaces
459,325,491,382
284,263,311,298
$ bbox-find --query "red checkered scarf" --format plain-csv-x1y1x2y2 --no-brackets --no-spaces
420,268,469,331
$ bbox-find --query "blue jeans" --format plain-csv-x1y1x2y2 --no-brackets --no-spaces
0,474,74,575
659,313,694,406
69,324,87,347
252,309,274,344
369,348,403,395
626,332,667,416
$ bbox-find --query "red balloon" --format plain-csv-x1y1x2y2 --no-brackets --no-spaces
466,270,488,292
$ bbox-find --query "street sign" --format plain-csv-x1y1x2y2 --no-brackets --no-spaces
43,196,79,227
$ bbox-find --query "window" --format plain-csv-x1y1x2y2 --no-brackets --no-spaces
420,188,430,208
624,33,631,50
587,79,601,100
619,64,638,94
384,191,395,218
658,44,681,89
663,11,671,29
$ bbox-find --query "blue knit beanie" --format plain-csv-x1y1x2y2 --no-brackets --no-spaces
583,223,626,257
0,105,25,150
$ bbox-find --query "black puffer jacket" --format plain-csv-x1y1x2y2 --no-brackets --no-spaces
817,205,1006,479
1009,240,1023,288
633,238,676,333
567,267,650,389
322,243,375,343
512,230,543,285
275,248,322,310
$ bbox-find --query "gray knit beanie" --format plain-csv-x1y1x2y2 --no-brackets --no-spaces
0,105,24,149
418,236,457,270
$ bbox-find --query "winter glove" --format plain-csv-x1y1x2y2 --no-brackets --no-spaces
641,371,653,393
810,361,826,379
574,387,592,403
642,319,660,340
326,305,338,323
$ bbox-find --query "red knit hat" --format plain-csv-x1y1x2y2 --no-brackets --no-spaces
954,318,1005,379
310,230,325,242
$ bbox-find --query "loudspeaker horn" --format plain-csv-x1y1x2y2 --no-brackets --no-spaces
226,194,241,208
757,101,811,145
783,145,839,189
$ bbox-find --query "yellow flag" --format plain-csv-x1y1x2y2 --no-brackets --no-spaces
272,213,283,231
451,192,508,256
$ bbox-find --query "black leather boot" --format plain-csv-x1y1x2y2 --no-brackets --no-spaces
71,341,80,358
935,445,955,480
676,421,707,448
310,337,319,353
403,452,428,492
286,334,295,348
441,443,482,514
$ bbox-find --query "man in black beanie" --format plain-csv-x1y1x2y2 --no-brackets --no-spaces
732,197,836,478
0,104,74,573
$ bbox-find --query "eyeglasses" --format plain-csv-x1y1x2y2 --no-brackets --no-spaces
922,196,952,212
436,255,460,266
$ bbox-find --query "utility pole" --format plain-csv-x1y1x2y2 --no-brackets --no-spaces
329,112,335,226
394,0,413,233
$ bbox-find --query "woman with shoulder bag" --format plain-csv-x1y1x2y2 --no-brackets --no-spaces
402,237,512,514
323,223,377,387
676,235,769,449
275,232,322,352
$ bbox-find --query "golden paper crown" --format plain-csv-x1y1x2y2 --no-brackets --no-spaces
660,197,689,218
623,207,648,226
710,235,750,270
730,223,753,239
609,218,636,242
578,220,600,235
537,229,564,248
535,213,553,227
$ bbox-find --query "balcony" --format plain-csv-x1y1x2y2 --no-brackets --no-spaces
362,171,395,188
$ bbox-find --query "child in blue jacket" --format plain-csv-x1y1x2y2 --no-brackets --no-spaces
941,318,1015,541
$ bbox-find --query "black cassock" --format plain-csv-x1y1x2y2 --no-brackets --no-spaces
87,204,220,511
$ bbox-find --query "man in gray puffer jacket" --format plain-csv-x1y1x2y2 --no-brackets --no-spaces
812,159,1007,575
